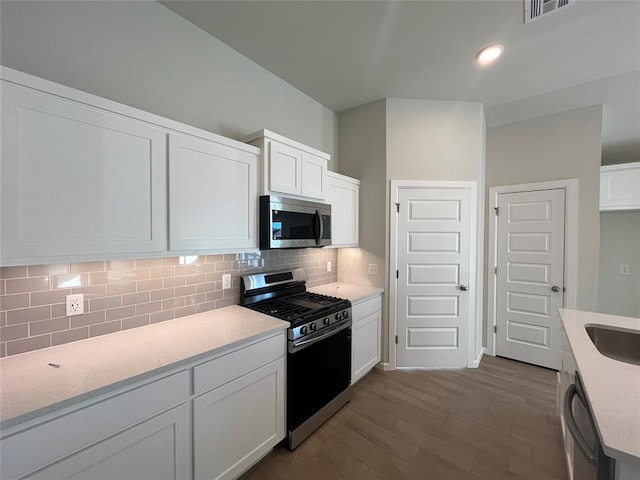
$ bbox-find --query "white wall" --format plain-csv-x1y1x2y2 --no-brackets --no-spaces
386,98,486,365
486,105,603,331
338,98,486,365
0,1,338,166
598,211,640,317
386,99,485,182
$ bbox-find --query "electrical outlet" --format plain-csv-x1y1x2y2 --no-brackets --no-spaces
620,264,631,275
367,264,379,275
327,261,332,272
222,274,232,290
66,294,84,316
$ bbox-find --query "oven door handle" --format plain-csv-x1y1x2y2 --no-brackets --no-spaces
289,320,351,353
563,383,597,465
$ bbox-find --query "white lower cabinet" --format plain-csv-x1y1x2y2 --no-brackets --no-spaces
24,403,191,480
193,358,285,480
351,294,382,384
1,371,191,480
0,332,286,480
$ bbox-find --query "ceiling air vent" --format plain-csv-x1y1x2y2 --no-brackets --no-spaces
525,0,575,23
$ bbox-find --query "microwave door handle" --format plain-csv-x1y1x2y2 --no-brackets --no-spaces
314,209,323,245
563,384,597,465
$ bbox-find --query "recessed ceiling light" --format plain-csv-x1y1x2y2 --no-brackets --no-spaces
476,44,504,65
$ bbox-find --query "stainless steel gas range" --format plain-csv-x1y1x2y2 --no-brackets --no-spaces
241,269,352,450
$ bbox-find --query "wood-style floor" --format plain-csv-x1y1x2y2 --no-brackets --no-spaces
239,355,569,480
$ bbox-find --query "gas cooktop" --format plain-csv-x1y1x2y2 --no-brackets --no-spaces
246,291,350,324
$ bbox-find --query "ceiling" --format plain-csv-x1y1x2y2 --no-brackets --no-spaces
162,0,640,164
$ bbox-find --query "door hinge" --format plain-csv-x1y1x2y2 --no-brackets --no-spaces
396,270,399,279
396,203,400,213
395,335,398,344
494,266,498,275
494,325,497,333
494,207,499,215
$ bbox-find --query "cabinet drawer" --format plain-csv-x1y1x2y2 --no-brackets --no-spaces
1,370,189,480
353,295,382,323
193,332,285,395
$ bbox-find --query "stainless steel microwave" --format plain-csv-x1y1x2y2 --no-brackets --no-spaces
259,196,331,249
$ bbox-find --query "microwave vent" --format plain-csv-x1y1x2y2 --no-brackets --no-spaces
525,0,576,23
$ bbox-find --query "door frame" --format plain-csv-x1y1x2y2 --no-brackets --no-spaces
389,180,478,369
486,179,578,356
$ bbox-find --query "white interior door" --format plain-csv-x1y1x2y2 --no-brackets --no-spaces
495,189,565,370
396,186,472,368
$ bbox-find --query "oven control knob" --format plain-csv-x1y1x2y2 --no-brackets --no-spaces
334,313,341,320
300,326,308,335
323,317,330,326
309,323,317,332
342,311,349,319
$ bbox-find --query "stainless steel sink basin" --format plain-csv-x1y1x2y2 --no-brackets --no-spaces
585,324,640,366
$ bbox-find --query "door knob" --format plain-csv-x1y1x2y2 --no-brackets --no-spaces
551,285,561,292
459,284,468,291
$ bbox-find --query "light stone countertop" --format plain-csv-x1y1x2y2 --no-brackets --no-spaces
309,282,384,304
0,305,288,430
559,309,640,464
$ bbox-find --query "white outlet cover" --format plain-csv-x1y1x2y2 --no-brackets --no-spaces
327,261,332,272
368,264,379,275
66,294,84,316
222,274,232,289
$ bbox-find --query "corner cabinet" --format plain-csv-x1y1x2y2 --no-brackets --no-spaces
1,371,192,480
600,162,640,211
246,129,329,201
351,294,382,384
0,331,286,480
1,78,167,266
168,134,258,253
327,172,359,247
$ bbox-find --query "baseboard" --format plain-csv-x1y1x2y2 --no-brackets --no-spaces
376,362,394,371
468,347,487,368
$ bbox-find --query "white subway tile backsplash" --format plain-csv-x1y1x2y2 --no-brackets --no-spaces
0,249,338,357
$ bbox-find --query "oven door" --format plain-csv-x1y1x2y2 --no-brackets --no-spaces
260,196,331,249
563,372,614,480
287,323,351,434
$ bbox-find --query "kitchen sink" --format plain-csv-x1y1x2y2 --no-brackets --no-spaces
586,324,640,366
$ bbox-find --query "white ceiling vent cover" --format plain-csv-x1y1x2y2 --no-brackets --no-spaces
525,0,576,23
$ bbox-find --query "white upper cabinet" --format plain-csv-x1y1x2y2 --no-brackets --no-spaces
169,134,258,253
0,67,261,265
1,79,167,266
327,171,359,247
246,129,329,200
268,140,303,196
600,162,640,211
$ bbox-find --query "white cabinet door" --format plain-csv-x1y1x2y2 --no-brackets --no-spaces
247,130,329,200
327,172,359,247
600,162,640,211
169,134,258,252
1,82,167,265
301,152,327,200
352,311,381,384
193,358,285,480
268,140,302,196
351,294,382,384
24,403,191,480
1,371,190,480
